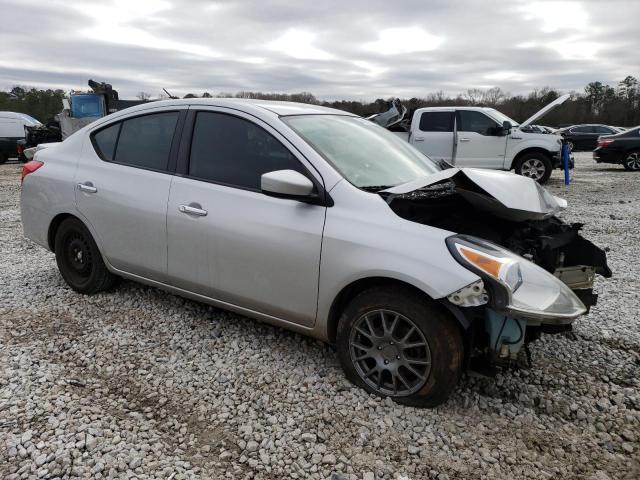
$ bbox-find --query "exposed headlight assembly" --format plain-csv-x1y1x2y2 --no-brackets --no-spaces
447,235,586,323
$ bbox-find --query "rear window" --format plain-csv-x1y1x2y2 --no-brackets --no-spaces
90,111,179,171
419,112,454,132
115,112,178,170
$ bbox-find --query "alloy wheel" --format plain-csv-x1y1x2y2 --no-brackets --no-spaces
349,309,431,396
520,158,547,181
625,152,640,171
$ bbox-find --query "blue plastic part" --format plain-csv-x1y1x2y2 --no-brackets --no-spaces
562,142,570,185
70,94,104,119
484,309,526,359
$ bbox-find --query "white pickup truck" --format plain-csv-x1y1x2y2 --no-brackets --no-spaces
372,95,570,184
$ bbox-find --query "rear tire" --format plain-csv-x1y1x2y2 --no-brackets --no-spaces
336,285,464,408
54,217,118,294
623,151,640,171
514,152,552,184
0,153,7,164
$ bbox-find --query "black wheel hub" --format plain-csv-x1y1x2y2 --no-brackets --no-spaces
65,234,92,277
349,309,432,397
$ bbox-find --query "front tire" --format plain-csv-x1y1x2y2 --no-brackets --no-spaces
623,151,640,171
514,152,552,184
54,217,117,294
336,286,463,408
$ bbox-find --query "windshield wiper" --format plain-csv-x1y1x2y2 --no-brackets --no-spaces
360,185,393,192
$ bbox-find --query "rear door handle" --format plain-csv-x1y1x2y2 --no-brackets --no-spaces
77,182,97,193
459,137,470,142
179,203,208,217
413,136,425,142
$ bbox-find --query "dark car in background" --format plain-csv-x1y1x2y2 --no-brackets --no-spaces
559,124,619,151
593,126,640,171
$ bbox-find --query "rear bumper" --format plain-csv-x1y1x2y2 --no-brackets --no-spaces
593,148,623,164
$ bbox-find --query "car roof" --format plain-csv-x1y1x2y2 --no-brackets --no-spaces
110,98,353,118
416,106,497,112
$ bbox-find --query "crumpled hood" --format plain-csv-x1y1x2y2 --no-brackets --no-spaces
381,168,567,222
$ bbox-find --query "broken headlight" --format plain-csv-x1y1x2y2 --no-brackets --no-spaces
446,235,586,322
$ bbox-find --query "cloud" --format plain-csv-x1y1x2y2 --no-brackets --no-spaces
0,0,638,100
267,29,333,60
363,27,444,55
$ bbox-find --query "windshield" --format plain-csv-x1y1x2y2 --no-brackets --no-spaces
485,108,519,127
17,113,40,125
282,115,440,189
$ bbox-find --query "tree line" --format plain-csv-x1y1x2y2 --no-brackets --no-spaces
2,75,639,127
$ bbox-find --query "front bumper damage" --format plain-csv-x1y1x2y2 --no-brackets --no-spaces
382,168,611,370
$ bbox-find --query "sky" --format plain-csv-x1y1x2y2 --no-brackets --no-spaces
1,0,639,100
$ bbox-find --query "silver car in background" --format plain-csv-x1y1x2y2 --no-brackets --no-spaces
20,99,610,407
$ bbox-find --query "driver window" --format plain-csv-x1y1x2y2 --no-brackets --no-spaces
188,111,307,190
457,111,498,136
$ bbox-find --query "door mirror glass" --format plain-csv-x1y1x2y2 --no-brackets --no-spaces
261,170,315,199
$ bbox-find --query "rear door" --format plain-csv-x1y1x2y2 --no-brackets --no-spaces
166,108,326,326
454,110,507,168
410,110,455,162
568,126,594,149
75,109,185,281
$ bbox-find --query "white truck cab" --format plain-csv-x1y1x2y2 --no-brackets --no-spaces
379,95,570,184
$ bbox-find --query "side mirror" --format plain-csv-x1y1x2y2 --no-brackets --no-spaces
502,121,512,135
261,169,315,201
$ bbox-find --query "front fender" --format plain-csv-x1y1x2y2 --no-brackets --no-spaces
506,135,562,169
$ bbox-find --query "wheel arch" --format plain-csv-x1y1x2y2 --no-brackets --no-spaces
47,213,78,251
326,276,469,345
48,212,105,257
509,147,553,170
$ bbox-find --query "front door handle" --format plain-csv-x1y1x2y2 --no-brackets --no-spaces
179,203,208,217
459,137,470,142
77,182,97,193
413,136,425,142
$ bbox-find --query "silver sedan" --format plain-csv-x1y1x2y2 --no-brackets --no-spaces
20,99,610,407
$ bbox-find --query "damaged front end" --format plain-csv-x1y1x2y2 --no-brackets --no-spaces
381,168,611,370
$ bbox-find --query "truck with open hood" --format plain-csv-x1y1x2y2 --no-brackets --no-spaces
370,95,571,184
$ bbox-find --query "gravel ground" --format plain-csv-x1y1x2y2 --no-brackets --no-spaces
1,154,639,480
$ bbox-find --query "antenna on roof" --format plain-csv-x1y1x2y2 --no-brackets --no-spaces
163,88,179,100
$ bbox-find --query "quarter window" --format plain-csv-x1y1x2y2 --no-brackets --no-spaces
188,112,306,190
457,111,498,135
92,123,120,161
419,112,454,132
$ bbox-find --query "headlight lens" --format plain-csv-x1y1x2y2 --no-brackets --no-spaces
448,235,586,321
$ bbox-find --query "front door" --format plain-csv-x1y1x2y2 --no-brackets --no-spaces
75,110,183,281
454,110,507,169
166,109,326,326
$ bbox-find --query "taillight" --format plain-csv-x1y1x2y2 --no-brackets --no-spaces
16,143,25,156
598,138,615,147
21,160,44,185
